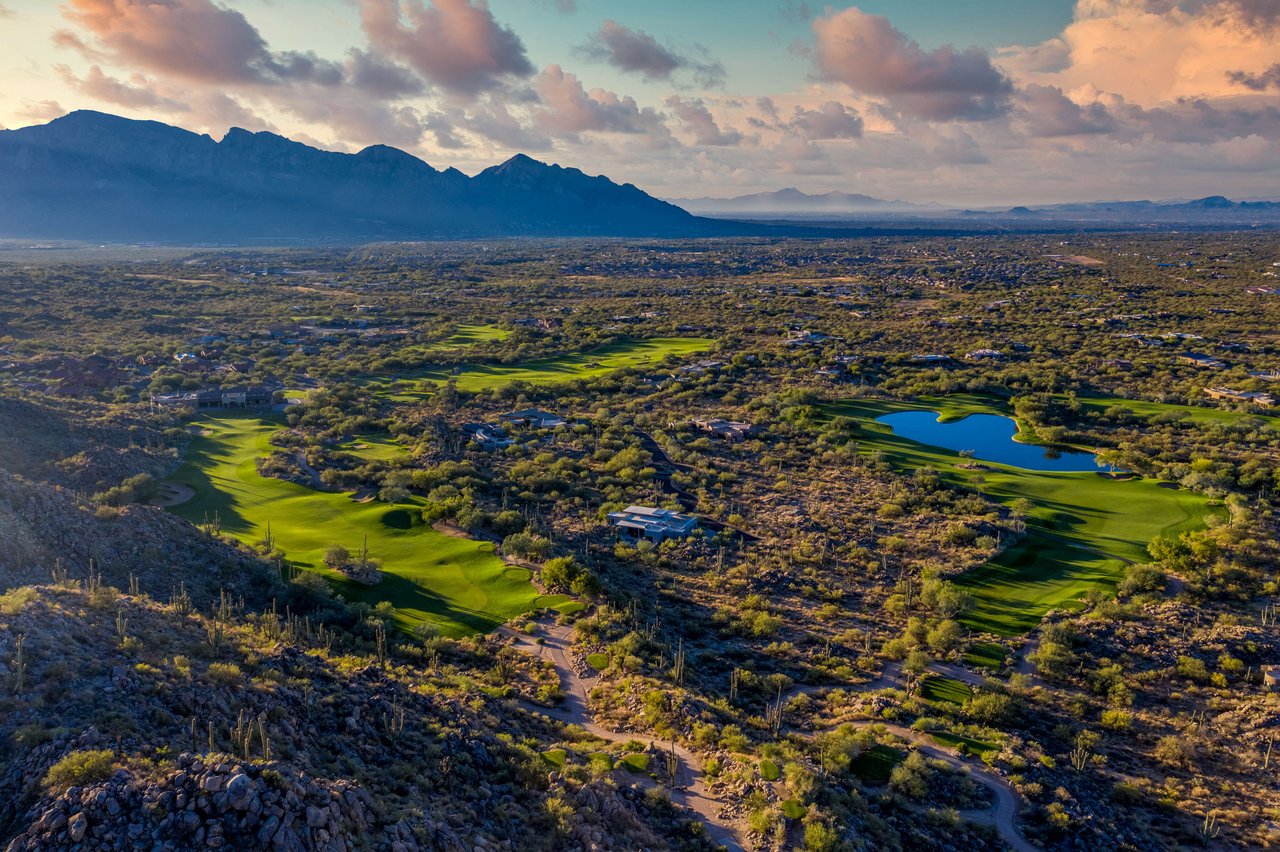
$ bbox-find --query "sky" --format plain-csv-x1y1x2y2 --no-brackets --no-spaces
1,0,1278,205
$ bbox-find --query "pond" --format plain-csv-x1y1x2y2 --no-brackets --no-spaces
874,411,1102,472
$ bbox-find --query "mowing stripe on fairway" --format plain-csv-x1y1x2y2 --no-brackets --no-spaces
167,412,565,636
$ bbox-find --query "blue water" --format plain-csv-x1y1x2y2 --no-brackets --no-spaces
875,411,1101,472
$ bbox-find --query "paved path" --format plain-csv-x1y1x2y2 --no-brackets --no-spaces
505,623,1038,852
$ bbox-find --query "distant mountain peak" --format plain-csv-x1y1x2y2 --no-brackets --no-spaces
0,110,707,241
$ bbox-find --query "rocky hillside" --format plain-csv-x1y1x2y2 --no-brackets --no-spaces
0,396,175,494
0,470,278,608
0,584,715,850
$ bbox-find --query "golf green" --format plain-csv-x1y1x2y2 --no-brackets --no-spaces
827,396,1218,635
368,336,713,398
415,324,511,352
168,413,565,636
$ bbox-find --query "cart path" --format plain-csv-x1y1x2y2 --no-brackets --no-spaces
504,622,1037,852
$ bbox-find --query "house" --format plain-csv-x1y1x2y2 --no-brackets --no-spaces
911,354,952,365
153,386,276,410
607,506,699,542
786,330,841,346
688,417,755,442
965,349,1005,361
464,423,515,450
1205,387,1276,407
499,408,567,429
676,360,728,376
1179,353,1226,369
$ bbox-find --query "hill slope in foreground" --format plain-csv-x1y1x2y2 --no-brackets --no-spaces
0,584,712,850
0,111,715,242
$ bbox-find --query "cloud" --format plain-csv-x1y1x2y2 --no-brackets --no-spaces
463,98,552,150
359,0,534,97
531,65,667,141
579,20,725,87
790,101,863,139
346,49,425,99
1228,63,1280,90
16,100,67,123
55,64,188,111
60,0,343,86
1011,0,1280,104
779,1,812,23
665,96,743,145
1018,84,1116,136
813,7,1014,121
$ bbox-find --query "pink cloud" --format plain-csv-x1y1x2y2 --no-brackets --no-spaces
532,65,667,141
60,0,342,86
359,0,534,97
665,96,743,145
813,8,1013,121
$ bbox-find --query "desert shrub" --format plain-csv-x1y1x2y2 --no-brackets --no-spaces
206,662,243,686
43,749,116,791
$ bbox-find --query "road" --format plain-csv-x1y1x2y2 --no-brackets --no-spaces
505,621,1038,852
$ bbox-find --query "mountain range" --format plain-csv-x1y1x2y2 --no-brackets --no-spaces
672,186,1280,223
670,187,938,216
0,111,709,242
1,111,1277,242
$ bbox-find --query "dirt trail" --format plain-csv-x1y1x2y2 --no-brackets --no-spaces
501,624,745,851
505,623,1038,852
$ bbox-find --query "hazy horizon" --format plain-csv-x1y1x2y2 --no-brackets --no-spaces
1,1,1278,207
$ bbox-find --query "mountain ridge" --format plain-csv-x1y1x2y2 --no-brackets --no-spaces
0,110,707,241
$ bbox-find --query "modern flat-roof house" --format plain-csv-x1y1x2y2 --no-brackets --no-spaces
965,349,1005,360
607,506,699,542
688,417,755,442
1179,352,1226,369
499,408,567,429
463,423,515,450
152,386,276,410
1205,387,1276,407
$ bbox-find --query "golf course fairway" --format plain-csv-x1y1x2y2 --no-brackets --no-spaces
369,336,713,401
827,396,1219,635
168,413,567,636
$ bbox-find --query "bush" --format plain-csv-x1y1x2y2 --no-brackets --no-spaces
91,473,156,507
206,662,243,686
43,749,116,791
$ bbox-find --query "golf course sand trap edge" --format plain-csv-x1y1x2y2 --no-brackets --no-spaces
149,481,196,507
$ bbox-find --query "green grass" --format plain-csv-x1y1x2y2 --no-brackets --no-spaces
588,752,614,773
1074,395,1280,429
585,653,610,671
415,324,511,352
963,642,1007,671
851,744,905,782
780,800,807,820
541,749,568,768
825,396,1219,635
365,337,713,397
928,731,999,757
919,675,973,706
760,759,781,781
618,753,650,774
337,434,408,462
955,533,1129,635
167,412,566,636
